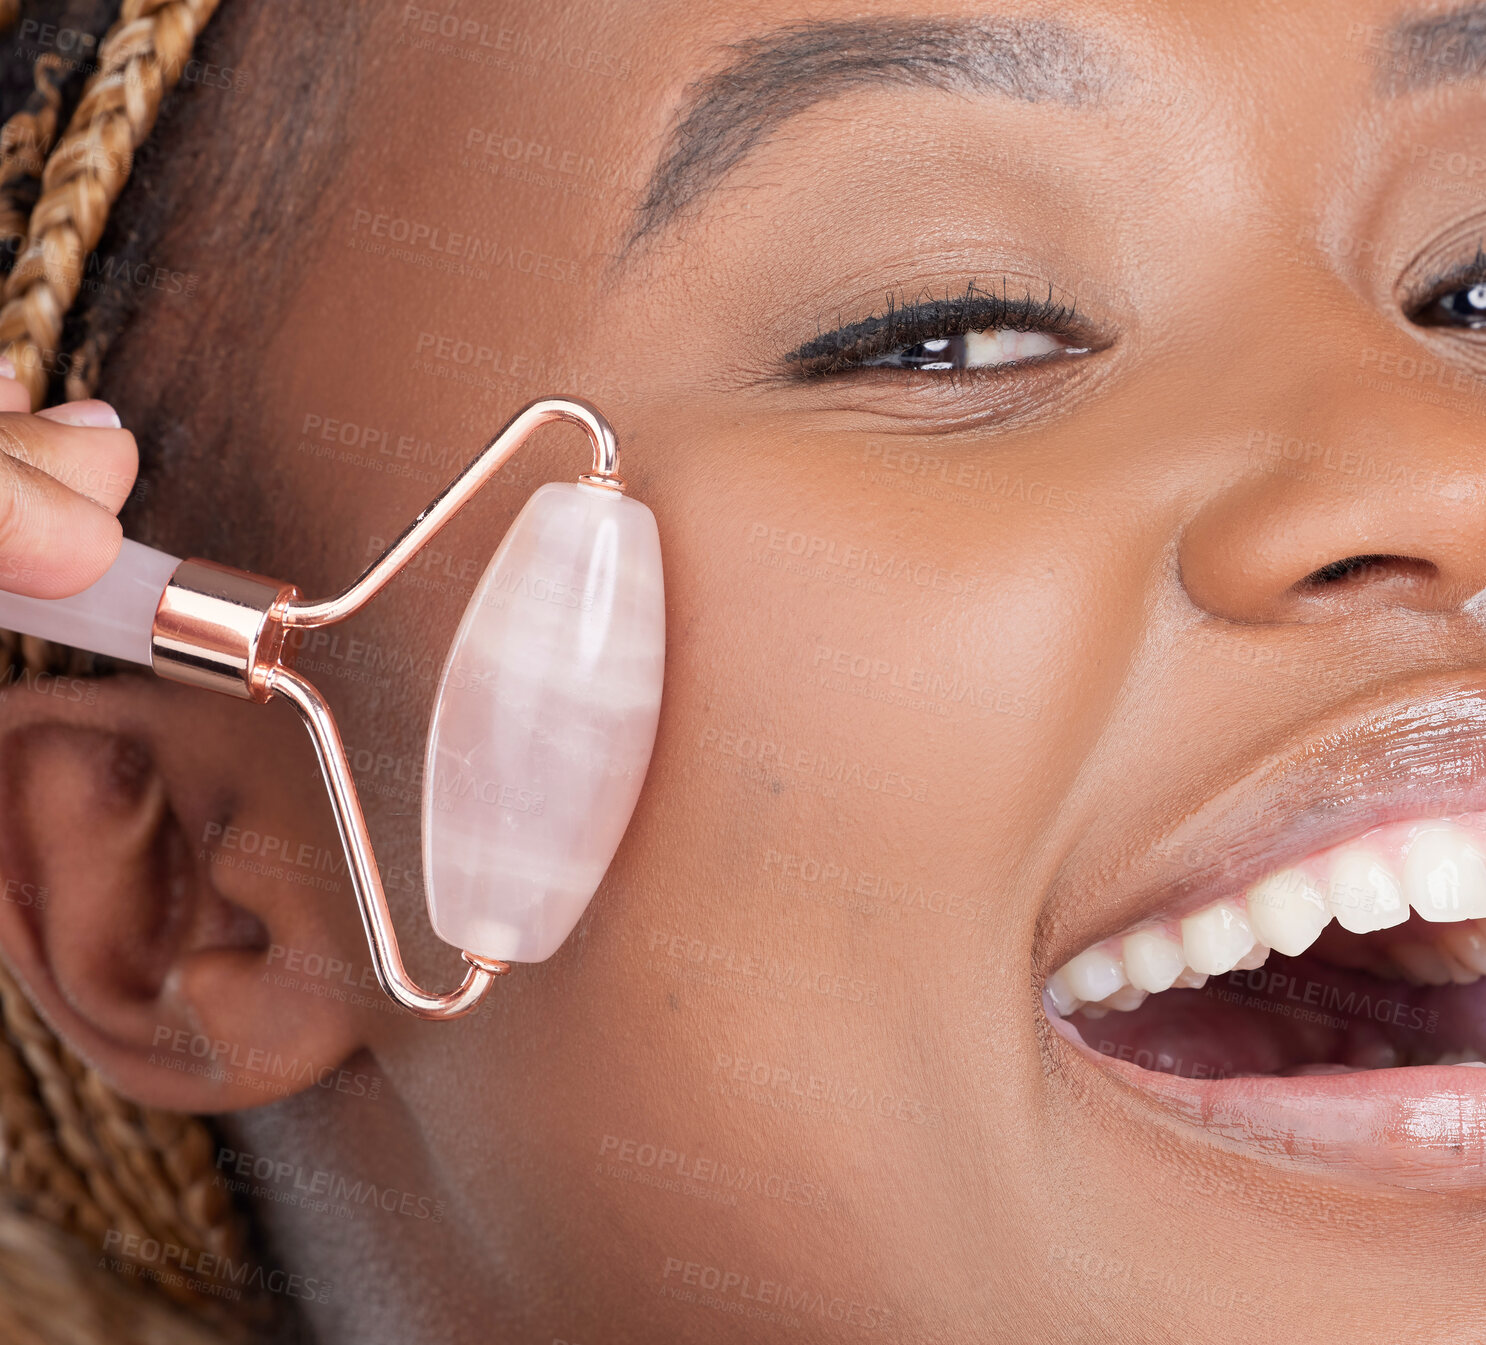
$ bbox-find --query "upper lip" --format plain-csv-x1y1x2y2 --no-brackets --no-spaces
1037,668,1486,974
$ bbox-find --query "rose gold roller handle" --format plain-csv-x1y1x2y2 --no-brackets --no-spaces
264,662,510,1019
278,397,622,630
0,396,636,1020
142,396,634,1018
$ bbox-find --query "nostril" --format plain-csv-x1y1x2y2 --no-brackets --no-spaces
1296,553,1438,591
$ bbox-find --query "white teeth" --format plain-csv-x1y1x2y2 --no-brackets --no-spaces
1180,901,1256,975
1047,817,1486,1025
1044,969,1083,1017
1325,849,1408,933
1432,1049,1486,1066
1101,984,1149,1012
1232,943,1271,971
1443,921,1486,976
1245,868,1330,956
1403,824,1486,921
1347,1040,1403,1069
1121,929,1186,993
1058,946,1126,1003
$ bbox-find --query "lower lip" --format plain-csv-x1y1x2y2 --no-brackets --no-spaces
1051,1015,1486,1189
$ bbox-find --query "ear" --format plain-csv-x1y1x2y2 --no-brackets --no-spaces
0,668,368,1112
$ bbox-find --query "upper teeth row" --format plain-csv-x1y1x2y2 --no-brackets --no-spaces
1045,819,1486,1017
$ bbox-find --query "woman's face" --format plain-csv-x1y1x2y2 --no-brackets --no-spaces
71,0,1486,1337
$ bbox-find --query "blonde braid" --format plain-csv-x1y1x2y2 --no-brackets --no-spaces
0,54,70,261
0,953,268,1334
0,961,147,1244
0,0,221,408
0,6,279,1335
0,1200,236,1345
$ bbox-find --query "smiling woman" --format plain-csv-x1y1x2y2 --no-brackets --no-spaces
0,0,1485,1342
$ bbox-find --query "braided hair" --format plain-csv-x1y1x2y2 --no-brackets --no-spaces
0,3,293,1340
0,0,221,406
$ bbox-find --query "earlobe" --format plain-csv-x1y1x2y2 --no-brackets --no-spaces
0,682,367,1113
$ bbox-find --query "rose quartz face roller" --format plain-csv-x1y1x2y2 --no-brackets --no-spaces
0,398,665,1019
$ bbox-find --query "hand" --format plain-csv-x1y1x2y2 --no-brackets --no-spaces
0,357,137,599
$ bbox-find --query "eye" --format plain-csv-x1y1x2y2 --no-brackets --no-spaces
861,329,1074,371
1411,273,1486,329
785,281,1099,379
1421,281,1486,328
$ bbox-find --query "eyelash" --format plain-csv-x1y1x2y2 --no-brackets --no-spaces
1410,243,1486,329
786,248,1486,381
785,281,1092,379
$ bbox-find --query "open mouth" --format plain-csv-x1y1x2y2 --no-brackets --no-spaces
1046,815,1486,1078
1037,679,1486,1186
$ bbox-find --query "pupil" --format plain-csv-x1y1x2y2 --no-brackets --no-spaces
1445,283,1486,322
866,334,963,370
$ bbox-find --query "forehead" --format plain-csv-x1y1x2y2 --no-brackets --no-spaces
363,0,1480,262
269,0,1486,453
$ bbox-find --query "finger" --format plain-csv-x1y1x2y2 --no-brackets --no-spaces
0,449,124,597
35,399,121,429
0,412,138,515
0,359,31,415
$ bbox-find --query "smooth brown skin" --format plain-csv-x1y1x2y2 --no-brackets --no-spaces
1,0,1486,1339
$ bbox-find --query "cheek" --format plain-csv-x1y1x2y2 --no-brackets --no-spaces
572,433,1111,1102
632,422,1116,922
482,420,1149,1299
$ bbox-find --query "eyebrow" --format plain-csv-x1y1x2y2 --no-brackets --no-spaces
1382,3,1486,91
624,17,1114,253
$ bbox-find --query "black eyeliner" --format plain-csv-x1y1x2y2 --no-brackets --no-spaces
785,279,1084,377
1409,241,1486,320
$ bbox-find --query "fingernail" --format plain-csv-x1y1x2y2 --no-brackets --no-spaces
0,358,16,380
36,399,121,429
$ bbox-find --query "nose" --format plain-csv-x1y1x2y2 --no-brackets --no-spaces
1178,347,1486,623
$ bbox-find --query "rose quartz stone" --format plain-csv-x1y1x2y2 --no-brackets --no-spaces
421,481,664,962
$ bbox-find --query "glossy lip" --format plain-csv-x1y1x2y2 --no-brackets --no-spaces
1040,668,1486,1185
1041,671,1486,968
1046,1012,1486,1190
